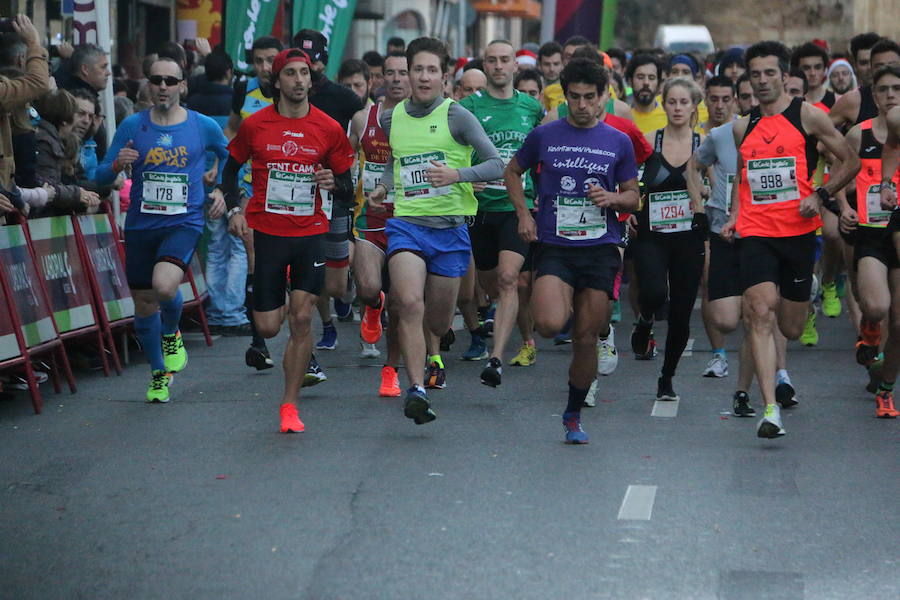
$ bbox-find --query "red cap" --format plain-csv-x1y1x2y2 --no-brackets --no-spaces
812,38,830,52
272,48,312,77
598,51,614,70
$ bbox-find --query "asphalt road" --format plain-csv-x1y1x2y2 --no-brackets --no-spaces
1,301,897,599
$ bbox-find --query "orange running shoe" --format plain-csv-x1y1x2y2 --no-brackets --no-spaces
875,389,899,418
379,365,401,397
279,403,306,433
360,291,385,344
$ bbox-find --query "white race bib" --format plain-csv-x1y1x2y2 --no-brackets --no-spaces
864,184,891,227
725,174,735,216
321,190,333,220
485,147,518,191
399,151,451,200
649,190,692,233
556,196,607,240
141,171,188,215
265,169,316,216
362,160,393,204
747,157,799,204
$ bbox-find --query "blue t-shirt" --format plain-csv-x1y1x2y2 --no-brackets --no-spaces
96,109,229,231
515,119,637,247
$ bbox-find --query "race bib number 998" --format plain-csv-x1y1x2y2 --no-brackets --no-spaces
747,157,799,204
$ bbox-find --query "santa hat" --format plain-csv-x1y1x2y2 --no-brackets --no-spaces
516,49,537,67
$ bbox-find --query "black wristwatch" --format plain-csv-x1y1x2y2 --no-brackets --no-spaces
815,187,830,202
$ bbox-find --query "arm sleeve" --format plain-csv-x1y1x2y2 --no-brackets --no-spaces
95,114,140,185
0,44,49,111
231,80,247,115
220,156,243,210
227,119,252,164
200,114,230,180
332,170,355,208
447,103,504,182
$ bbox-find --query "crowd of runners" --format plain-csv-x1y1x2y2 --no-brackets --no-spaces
8,15,900,442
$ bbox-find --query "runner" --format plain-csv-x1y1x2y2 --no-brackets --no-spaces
221,48,356,433
736,72,759,116
721,41,860,438
831,37,900,129
367,37,504,424
508,57,639,443
537,41,564,111
701,74,738,133
791,42,836,111
347,50,411,396
95,57,229,402
838,64,900,418
459,39,544,386
627,54,667,134
631,77,706,402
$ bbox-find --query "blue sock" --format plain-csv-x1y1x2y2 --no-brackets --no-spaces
159,289,183,335
713,348,727,360
776,369,791,386
566,383,588,414
134,313,165,372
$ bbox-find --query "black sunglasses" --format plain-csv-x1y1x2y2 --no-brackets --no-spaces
148,75,182,86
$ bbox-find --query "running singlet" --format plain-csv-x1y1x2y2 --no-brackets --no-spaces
228,104,355,237
459,89,543,211
737,96,821,238
515,118,637,247
856,86,879,125
638,129,701,234
812,90,836,113
856,119,900,228
355,103,394,234
98,109,228,232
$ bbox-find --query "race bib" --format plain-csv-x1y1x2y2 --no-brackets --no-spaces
399,151,451,199
485,147,518,191
649,190,692,233
265,169,316,216
141,171,188,215
747,157,799,204
725,174,735,215
864,184,891,227
556,196,607,240
321,190,333,220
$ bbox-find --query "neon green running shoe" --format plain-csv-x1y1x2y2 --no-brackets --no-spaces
509,343,537,366
146,370,171,403
822,282,841,318
162,330,188,373
800,311,819,346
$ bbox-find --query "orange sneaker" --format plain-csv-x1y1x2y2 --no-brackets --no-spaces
379,365,401,397
360,291,385,344
875,389,899,418
279,403,306,433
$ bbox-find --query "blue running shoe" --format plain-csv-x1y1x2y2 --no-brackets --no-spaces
333,298,354,322
562,411,588,444
461,331,488,361
316,322,337,350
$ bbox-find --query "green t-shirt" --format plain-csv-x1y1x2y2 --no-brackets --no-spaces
459,90,543,212
557,98,616,120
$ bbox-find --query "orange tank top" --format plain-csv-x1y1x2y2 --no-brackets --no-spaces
856,119,900,227
737,97,821,238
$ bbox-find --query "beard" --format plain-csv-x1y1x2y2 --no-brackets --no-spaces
634,87,656,107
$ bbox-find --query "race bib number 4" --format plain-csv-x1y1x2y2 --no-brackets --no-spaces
747,157,799,204
141,171,188,215
485,147,518,191
399,152,451,199
865,184,891,227
649,190,692,233
556,196,607,240
265,169,316,216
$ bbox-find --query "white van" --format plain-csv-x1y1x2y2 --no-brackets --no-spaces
653,25,715,55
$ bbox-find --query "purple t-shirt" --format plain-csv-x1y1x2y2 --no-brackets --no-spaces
515,119,637,247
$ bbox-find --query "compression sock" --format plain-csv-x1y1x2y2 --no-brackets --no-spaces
135,313,165,372
566,382,589,414
428,354,444,369
245,274,266,348
159,289,183,335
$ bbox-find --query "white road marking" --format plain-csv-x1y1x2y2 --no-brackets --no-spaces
617,485,657,520
651,399,679,417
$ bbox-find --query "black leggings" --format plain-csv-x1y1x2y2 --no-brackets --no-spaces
632,231,705,378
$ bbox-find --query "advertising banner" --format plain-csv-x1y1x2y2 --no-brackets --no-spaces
0,282,20,361
77,215,135,322
555,0,602,45
225,0,281,73
0,226,57,348
292,0,358,79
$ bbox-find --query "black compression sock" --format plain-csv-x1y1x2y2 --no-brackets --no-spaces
566,383,589,414
245,274,266,349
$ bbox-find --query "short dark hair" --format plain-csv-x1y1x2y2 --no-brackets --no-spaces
34,89,78,129
705,75,735,94
463,58,484,72
791,42,829,69
560,58,609,95
362,50,384,69
338,58,371,82
157,41,187,68
744,41,791,74
387,37,405,48
251,36,283,54
606,47,627,66
563,35,592,49
204,51,233,82
385,50,407,62
112,77,127,96
870,39,900,62
850,32,882,61
788,68,809,94
70,87,99,113
0,33,25,68
406,37,450,74
71,44,107,74
872,64,900,87
625,53,661,82
514,68,543,91
538,41,562,61
571,46,601,64
736,71,751,88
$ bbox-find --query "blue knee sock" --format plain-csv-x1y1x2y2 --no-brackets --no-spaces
135,313,165,372
159,290,183,335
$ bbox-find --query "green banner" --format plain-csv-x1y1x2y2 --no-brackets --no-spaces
226,0,281,74
292,0,357,79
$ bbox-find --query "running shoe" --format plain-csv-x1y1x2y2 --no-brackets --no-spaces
583,379,598,407
757,404,786,438
875,389,899,418
359,342,381,359
279,402,305,433
799,311,818,346
855,341,880,367
611,299,622,324
732,390,756,417
440,328,456,352
822,281,841,318
146,370,171,403
562,411,589,444
245,345,275,370
480,357,502,387
360,291,385,344
461,331,488,361
597,327,618,376
162,330,188,373
316,322,337,350
775,382,798,408
404,386,436,424
702,354,728,378
509,343,536,366
334,297,354,322
302,356,327,387
656,376,680,401
379,366,401,397
867,358,884,394
2,370,49,390
425,361,446,389
553,329,572,345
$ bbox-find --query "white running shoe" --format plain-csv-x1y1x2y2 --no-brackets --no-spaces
583,378,598,407
597,326,618,376
702,354,729,378
359,342,381,359
756,404,786,438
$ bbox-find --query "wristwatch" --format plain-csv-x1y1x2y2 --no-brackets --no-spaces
815,187,830,202
226,206,242,219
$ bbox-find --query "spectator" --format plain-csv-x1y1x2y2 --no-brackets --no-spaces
57,43,110,159
186,50,234,126
114,95,134,126
70,87,98,180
